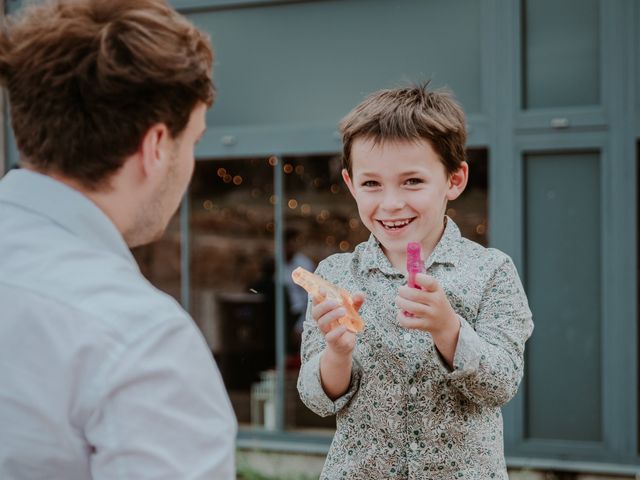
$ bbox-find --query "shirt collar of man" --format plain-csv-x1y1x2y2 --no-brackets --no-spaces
359,216,463,277
0,169,135,263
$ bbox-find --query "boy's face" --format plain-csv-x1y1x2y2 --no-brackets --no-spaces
342,137,467,269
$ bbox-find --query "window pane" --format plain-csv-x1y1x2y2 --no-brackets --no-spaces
189,158,276,429
522,0,600,109
131,213,182,303
524,151,602,441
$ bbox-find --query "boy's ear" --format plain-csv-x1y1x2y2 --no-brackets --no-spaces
341,169,356,198
446,161,469,201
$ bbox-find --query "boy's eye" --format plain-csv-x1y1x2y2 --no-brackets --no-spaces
405,178,424,185
361,180,379,187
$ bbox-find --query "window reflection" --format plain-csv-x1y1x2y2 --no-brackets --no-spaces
189,158,275,428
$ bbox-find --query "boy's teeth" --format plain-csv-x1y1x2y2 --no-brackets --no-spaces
382,219,411,228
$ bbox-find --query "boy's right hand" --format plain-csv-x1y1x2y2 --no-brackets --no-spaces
311,289,364,357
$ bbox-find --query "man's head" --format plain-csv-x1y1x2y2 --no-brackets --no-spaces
339,83,467,177
339,84,468,267
0,0,214,246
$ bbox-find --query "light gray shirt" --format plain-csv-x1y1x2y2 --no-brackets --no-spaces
298,218,533,479
0,169,237,480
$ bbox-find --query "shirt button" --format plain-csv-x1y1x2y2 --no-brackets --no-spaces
410,386,417,396
410,442,418,451
404,333,412,342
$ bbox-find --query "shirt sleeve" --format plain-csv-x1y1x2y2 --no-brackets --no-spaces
434,256,534,407
296,261,363,417
85,317,237,480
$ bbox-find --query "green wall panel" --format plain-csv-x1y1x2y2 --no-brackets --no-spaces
524,151,602,442
185,0,482,130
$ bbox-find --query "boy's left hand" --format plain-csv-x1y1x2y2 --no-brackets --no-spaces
395,273,460,338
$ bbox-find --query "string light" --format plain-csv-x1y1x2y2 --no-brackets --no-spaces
301,204,312,215
217,168,226,177
339,240,350,251
283,163,294,174
233,175,242,185
268,157,278,166
269,195,277,205
288,199,298,209
349,218,360,229
223,174,232,183
330,184,340,194
295,165,304,175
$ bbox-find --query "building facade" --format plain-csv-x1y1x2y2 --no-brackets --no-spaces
3,0,639,475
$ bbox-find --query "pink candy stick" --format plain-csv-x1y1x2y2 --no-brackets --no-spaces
406,242,425,289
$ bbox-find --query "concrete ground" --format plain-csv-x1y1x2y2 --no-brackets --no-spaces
236,449,639,480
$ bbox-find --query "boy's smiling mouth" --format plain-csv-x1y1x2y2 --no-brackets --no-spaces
378,217,416,230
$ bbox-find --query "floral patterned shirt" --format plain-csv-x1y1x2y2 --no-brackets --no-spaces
297,218,533,479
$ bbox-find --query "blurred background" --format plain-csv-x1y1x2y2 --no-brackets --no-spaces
2,0,639,478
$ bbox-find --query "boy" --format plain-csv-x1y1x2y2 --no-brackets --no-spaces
297,84,533,479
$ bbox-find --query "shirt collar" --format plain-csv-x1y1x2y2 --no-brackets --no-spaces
0,169,135,263
358,216,462,276
425,216,462,268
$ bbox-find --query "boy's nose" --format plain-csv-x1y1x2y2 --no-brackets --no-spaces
380,194,405,211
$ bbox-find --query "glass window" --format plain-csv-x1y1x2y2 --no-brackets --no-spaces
188,157,276,429
522,0,600,109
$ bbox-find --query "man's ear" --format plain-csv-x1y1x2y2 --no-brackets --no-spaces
446,161,469,201
342,169,356,198
139,123,171,178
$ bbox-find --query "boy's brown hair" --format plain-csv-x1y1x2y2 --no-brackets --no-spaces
0,0,214,189
339,83,467,176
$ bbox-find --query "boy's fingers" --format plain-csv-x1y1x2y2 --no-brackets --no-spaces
415,273,439,293
397,312,427,330
396,295,430,318
325,324,349,343
316,307,347,334
311,287,327,305
352,292,365,311
311,298,340,321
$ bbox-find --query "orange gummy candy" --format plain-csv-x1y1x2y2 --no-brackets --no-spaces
291,267,364,333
